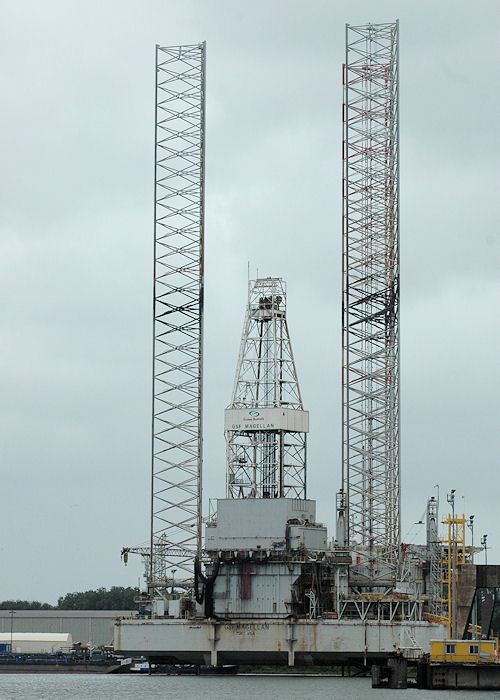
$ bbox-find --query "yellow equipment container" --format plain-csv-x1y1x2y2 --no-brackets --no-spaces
431,639,497,664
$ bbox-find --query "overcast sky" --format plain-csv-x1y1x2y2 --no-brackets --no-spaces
1,0,498,604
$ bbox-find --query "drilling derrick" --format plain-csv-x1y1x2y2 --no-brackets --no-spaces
342,22,400,580
149,42,206,591
225,278,309,499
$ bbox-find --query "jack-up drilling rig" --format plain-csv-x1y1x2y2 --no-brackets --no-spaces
116,24,487,666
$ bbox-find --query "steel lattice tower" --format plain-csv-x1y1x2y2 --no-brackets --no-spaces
426,496,443,616
225,278,309,499
150,43,206,588
342,22,400,575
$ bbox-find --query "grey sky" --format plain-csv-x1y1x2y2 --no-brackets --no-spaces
1,0,498,603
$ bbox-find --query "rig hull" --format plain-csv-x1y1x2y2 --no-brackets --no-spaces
114,618,445,666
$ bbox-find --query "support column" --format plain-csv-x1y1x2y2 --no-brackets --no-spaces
343,21,400,578
287,620,296,666
150,41,206,587
387,656,407,689
208,621,218,667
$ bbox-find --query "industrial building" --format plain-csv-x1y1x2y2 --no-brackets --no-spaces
0,633,72,655
114,22,496,671
0,610,132,648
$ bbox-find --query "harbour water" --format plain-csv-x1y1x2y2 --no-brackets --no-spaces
0,675,499,700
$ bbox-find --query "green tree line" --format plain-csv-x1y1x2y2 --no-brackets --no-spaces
0,586,138,611
0,601,53,610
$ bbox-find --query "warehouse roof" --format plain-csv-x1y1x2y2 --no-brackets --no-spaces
0,633,71,641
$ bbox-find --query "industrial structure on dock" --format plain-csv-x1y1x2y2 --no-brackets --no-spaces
115,23,497,671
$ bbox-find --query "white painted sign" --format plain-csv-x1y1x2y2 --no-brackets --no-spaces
224,408,309,432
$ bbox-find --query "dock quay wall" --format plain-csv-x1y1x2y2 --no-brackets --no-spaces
421,662,500,690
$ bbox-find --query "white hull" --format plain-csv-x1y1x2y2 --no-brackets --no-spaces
114,617,446,666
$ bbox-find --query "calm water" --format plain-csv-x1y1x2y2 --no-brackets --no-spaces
0,675,499,700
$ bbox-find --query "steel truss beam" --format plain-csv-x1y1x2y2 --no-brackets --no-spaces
337,598,423,623
342,22,400,576
150,42,206,587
